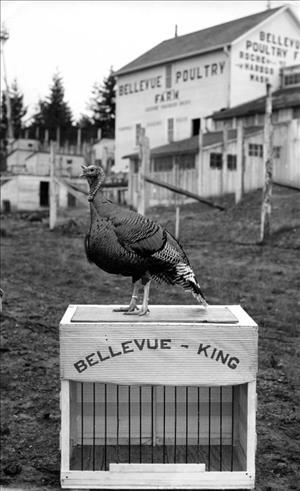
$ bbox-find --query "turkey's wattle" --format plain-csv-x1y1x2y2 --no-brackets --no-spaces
80,164,208,315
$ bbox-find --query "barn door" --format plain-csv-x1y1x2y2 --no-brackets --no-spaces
40,181,49,207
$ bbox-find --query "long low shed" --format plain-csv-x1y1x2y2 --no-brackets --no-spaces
60,304,258,489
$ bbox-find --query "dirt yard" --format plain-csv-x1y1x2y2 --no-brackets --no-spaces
1,185,299,490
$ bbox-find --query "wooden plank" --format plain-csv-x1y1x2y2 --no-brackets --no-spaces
109,463,205,472
246,381,256,479
60,327,258,385
61,470,254,489
60,380,70,472
71,306,238,324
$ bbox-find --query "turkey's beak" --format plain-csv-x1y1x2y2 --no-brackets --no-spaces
80,165,88,177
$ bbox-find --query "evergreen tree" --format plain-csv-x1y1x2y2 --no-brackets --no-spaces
10,79,27,138
89,67,116,138
0,79,27,141
32,71,73,142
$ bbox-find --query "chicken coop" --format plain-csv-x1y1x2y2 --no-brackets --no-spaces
60,304,258,489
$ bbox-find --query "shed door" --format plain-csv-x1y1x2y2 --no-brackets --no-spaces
40,181,49,207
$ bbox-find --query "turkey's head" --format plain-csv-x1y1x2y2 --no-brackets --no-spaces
80,165,105,201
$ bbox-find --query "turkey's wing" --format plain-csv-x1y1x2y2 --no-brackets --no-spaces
111,214,167,256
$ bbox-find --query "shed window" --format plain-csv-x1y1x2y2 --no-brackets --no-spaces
175,154,195,170
153,156,173,172
284,73,300,86
210,153,223,169
293,107,300,119
273,146,281,158
67,159,73,164
248,144,263,157
227,154,237,170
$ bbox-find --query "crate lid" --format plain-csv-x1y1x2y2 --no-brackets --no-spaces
70,305,238,324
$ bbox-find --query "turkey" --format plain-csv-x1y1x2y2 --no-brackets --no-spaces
81,164,208,315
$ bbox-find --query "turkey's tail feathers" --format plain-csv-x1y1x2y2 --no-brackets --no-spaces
175,262,208,306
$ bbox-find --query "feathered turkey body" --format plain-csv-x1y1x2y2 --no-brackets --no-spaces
81,165,208,315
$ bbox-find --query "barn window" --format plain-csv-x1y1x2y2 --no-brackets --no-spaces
67,159,73,164
175,154,195,170
135,124,142,146
248,144,263,157
153,156,173,172
167,119,174,143
191,118,201,136
165,64,172,89
273,146,281,159
210,153,223,169
227,154,237,170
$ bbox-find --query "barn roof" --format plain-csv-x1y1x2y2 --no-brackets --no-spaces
210,86,300,120
116,7,282,76
123,126,262,160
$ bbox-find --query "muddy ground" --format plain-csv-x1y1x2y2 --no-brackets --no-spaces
0,185,299,490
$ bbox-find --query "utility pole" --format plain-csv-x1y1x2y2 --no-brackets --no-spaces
0,24,13,141
260,83,273,243
137,127,150,215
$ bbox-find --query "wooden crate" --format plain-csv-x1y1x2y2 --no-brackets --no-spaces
60,305,258,489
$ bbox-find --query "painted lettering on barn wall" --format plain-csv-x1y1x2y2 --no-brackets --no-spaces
237,30,300,83
118,60,226,105
73,337,240,374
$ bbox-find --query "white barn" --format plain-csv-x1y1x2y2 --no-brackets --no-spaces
115,5,300,172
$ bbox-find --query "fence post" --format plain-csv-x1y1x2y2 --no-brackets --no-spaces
197,129,203,196
49,141,57,230
235,120,244,204
137,127,150,215
260,83,273,242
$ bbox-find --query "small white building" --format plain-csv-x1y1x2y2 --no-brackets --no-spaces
1,138,88,212
93,138,115,173
115,5,300,171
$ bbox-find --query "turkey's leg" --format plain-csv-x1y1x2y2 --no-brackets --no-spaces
124,280,151,316
113,282,139,312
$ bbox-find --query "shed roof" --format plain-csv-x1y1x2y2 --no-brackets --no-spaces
116,7,282,76
123,126,262,160
210,86,300,120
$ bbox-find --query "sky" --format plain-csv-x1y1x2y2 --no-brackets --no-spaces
1,0,300,122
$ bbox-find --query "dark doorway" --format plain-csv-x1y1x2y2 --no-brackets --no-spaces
192,118,201,136
68,193,76,207
40,181,49,207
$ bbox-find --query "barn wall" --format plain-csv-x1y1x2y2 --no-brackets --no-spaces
116,50,229,172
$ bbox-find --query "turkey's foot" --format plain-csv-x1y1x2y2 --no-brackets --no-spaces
124,307,150,316
113,295,138,313
113,305,139,313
